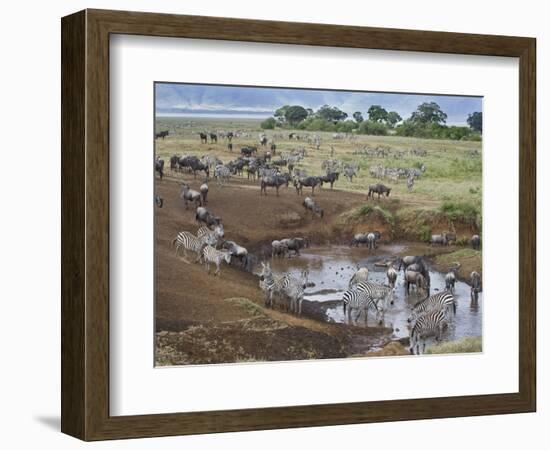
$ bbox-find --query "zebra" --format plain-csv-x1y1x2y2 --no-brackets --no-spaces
386,265,398,288
201,245,231,276
200,181,208,205
407,176,414,192
214,164,231,186
407,291,456,323
409,308,448,354
197,225,224,246
283,270,309,314
259,262,291,308
354,281,394,310
367,232,377,250
172,231,206,262
342,289,381,325
343,164,358,182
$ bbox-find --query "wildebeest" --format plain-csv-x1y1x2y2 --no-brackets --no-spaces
195,206,222,228
241,146,257,157
155,130,169,140
444,263,461,293
180,183,202,209
222,240,249,268
210,133,217,143
169,154,179,171
398,255,423,271
155,157,164,179
319,171,339,189
471,234,481,250
386,265,398,288
280,237,309,256
260,136,268,146
260,174,289,196
270,143,277,154
178,156,210,179
227,143,233,152
470,271,482,301
367,183,391,200
350,231,380,247
349,267,369,288
199,132,208,144
200,181,208,205
271,240,290,258
303,196,324,218
294,176,321,196
405,270,428,296
430,233,449,246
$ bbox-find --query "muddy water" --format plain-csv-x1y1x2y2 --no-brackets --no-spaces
270,245,482,351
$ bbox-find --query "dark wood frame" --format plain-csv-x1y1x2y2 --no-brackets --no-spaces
61,9,536,441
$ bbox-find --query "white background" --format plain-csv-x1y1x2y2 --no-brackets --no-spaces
110,35,518,416
0,0,547,449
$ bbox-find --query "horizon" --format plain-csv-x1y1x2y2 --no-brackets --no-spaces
155,83,482,126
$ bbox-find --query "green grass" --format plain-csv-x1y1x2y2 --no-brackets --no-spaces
426,336,482,354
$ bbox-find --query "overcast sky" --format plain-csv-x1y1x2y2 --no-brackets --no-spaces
155,83,482,125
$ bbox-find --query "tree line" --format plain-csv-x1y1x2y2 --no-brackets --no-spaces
261,102,482,141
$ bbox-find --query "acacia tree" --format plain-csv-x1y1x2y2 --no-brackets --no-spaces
316,105,348,123
467,111,483,132
410,102,448,125
274,105,308,126
386,111,402,128
367,105,389,123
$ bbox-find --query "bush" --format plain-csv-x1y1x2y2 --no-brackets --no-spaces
357,120,388,136
260,117,276,129
426,336,482,354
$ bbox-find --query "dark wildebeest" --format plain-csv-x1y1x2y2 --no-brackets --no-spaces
430,233,449,246
271,240,290,258
367,183,391,200
260,174,289,196
221,240,248,268
178,156,209,179
169,154,179,171
471,234,481,250
155,158,164,179
319,171,339,190
280,237,309,257
199,132,208,144
405,270,428,296
210,133,218,143
470,271,481,302
260,136,268,146
155,130,169,140
195,206,222,228
227,143,233,152
180,183,202,209
303,197,324,218
294,176,321,196
270,143,277,154
154,196,163,208
445,263,461,293
241,146,257,157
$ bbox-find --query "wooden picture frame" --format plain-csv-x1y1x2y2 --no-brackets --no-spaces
61,9,536,441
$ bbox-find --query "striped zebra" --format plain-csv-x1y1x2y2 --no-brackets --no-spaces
409,308,448,354
355,281,394,309
259,262,291,308
342,289,380,325
407,176,414,192
197,225,224,246
407,291,456,323
348,267,369,289
172,231,206,262
201,245,231,276
283,269,309,314
259,167,279,179
214,164,231,186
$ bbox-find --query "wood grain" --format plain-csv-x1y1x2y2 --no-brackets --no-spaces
61,8,536,441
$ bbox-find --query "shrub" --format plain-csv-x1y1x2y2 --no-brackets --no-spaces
260,117,276,129
426,336,482,354
358,120,388,136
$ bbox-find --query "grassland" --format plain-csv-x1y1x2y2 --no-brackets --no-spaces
155,116,482,243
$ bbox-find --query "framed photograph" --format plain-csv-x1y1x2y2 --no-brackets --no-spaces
61,9,536,441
